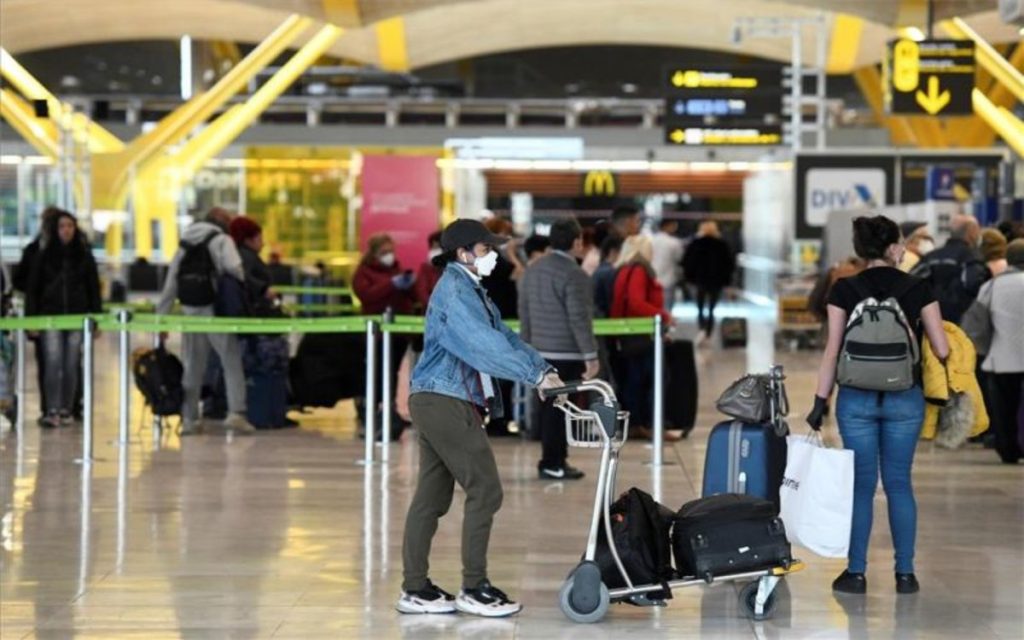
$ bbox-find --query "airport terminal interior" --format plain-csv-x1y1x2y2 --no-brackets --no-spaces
1,0,1023,638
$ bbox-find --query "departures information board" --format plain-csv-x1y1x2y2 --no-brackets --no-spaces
884,39,975,116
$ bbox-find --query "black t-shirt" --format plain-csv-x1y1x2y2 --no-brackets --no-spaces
827,266,936,337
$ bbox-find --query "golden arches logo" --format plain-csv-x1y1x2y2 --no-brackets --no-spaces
583,171,616,196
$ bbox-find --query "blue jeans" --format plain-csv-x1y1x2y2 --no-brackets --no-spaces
622,352,653,428
836,385,925,574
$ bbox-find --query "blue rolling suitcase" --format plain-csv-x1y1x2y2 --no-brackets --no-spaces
702,421,786,506
247,371,288,429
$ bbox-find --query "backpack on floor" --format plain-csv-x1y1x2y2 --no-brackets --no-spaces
836,279,919,392
594,487,676,598
176,232,219,306
133,346,184,416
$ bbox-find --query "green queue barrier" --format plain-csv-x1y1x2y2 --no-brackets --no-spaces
273,285,356,297
380,315,656,337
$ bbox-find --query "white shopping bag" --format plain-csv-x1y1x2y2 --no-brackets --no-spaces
779,434,854,558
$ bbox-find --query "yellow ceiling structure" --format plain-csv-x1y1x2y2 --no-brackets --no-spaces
0,0,1019,72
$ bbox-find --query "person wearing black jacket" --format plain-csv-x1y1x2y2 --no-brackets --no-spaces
25,210,101,428
682,220,735,335
909,214,989,325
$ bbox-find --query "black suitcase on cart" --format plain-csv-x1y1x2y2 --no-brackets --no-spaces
663,339,698,434
672,494,792,581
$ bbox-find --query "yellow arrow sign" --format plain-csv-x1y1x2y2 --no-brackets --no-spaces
672,71,686,87
915,75,951,115
669,129,685,143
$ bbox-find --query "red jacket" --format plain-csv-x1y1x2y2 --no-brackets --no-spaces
610,263,671,322
353,260,416,315
414,261,443,310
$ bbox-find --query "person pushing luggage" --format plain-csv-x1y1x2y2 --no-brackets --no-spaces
397,218,565,618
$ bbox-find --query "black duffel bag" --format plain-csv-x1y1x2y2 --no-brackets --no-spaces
672,493,792,582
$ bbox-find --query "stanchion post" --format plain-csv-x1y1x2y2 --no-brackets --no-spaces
14,307,26,437
152,333,162,444
80,316,96,464
117,309,132,444
381,308,393,463
652,314,664,467
363,319,377,465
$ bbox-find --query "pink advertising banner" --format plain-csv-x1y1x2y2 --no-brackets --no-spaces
360,155,439,272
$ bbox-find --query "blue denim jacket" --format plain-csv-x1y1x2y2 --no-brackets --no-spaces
411,264,550,405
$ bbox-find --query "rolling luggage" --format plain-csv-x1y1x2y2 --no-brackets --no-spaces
289,332,366,407
672,494,792,581
663,340,697,434
243,335,290,428
133,346,184,417
702,421,787,507
720,317,747,348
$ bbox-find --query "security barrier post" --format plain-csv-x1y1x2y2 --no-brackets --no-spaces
14,306,26,437
652,314,664,466
117,309,132,444
80,316,95,464
152,333,162,446
363,319,377,465
381,309,393,463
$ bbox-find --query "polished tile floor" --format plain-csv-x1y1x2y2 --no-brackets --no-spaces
1,316,1022,639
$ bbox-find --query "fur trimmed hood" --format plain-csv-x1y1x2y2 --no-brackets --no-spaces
921,321,989,448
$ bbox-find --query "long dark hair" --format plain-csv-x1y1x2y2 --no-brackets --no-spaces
41,209,88,258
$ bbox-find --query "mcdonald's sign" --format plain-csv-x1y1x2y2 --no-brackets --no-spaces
582,171,617,196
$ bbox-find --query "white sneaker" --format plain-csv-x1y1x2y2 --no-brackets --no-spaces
222,413,256,433
455,581,523,618
396,579,457,614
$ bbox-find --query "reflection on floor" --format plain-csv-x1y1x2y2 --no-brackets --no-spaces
1,317,1021,639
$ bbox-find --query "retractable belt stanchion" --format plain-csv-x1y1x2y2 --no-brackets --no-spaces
363,319,377,465
117,309,132,444
78,316,96,464
14,307,26,437
652,314,664,467
152,333,163,447
381,308,394,463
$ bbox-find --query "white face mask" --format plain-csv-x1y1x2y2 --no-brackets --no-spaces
916,239,935,256
473,250,499,277
427,248,442,260
378,252,396,267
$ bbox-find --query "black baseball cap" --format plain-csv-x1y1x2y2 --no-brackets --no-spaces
440,219,508,251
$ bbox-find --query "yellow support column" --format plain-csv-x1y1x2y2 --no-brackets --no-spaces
941,18,1024,103
973,90,1024,157
0,88,59,158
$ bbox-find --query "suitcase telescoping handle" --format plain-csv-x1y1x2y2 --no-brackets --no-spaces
540,379,617,405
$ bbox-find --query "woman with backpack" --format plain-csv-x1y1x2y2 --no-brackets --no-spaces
806,216,949,596
25,209,102,428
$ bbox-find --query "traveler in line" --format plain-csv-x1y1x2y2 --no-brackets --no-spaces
651,218,684,312
398,219,564,618
14,207,62,421
25,209,102,429
980,228,1008,277
157,208,254,435
481,216,520,437
682,220,735,336
523,234,551,267
609,205,642,240
910,213,988,324
807,215,950,596
898,222,934,273
610,235,679,442
353,234,417,440
520,217,598,481
229,216,276,314
414,230,444,311
593,235,624,318
978,239,1024,464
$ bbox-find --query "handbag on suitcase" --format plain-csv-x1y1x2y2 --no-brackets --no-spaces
672,494,792,581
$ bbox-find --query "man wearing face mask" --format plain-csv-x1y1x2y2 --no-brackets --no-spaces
898,222,935,273
397,219,565,618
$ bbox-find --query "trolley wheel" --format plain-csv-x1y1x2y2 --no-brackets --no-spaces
558,568,610,624
739,579,778,621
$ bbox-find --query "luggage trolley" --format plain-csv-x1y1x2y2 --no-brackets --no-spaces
544,379,804,624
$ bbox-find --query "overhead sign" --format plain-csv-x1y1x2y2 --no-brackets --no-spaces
445,137,584,160
663,65,783,146
805,168,887,226
665,125,782,146
884,39,975,115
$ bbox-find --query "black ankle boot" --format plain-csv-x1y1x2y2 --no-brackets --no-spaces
832,570,867,594
895,573,920,594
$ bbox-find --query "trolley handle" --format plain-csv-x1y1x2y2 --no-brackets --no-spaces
540,379,617,404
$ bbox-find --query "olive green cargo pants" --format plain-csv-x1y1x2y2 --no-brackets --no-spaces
402,392,504,592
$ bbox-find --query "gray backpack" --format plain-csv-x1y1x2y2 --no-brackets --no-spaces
836,279,919,392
